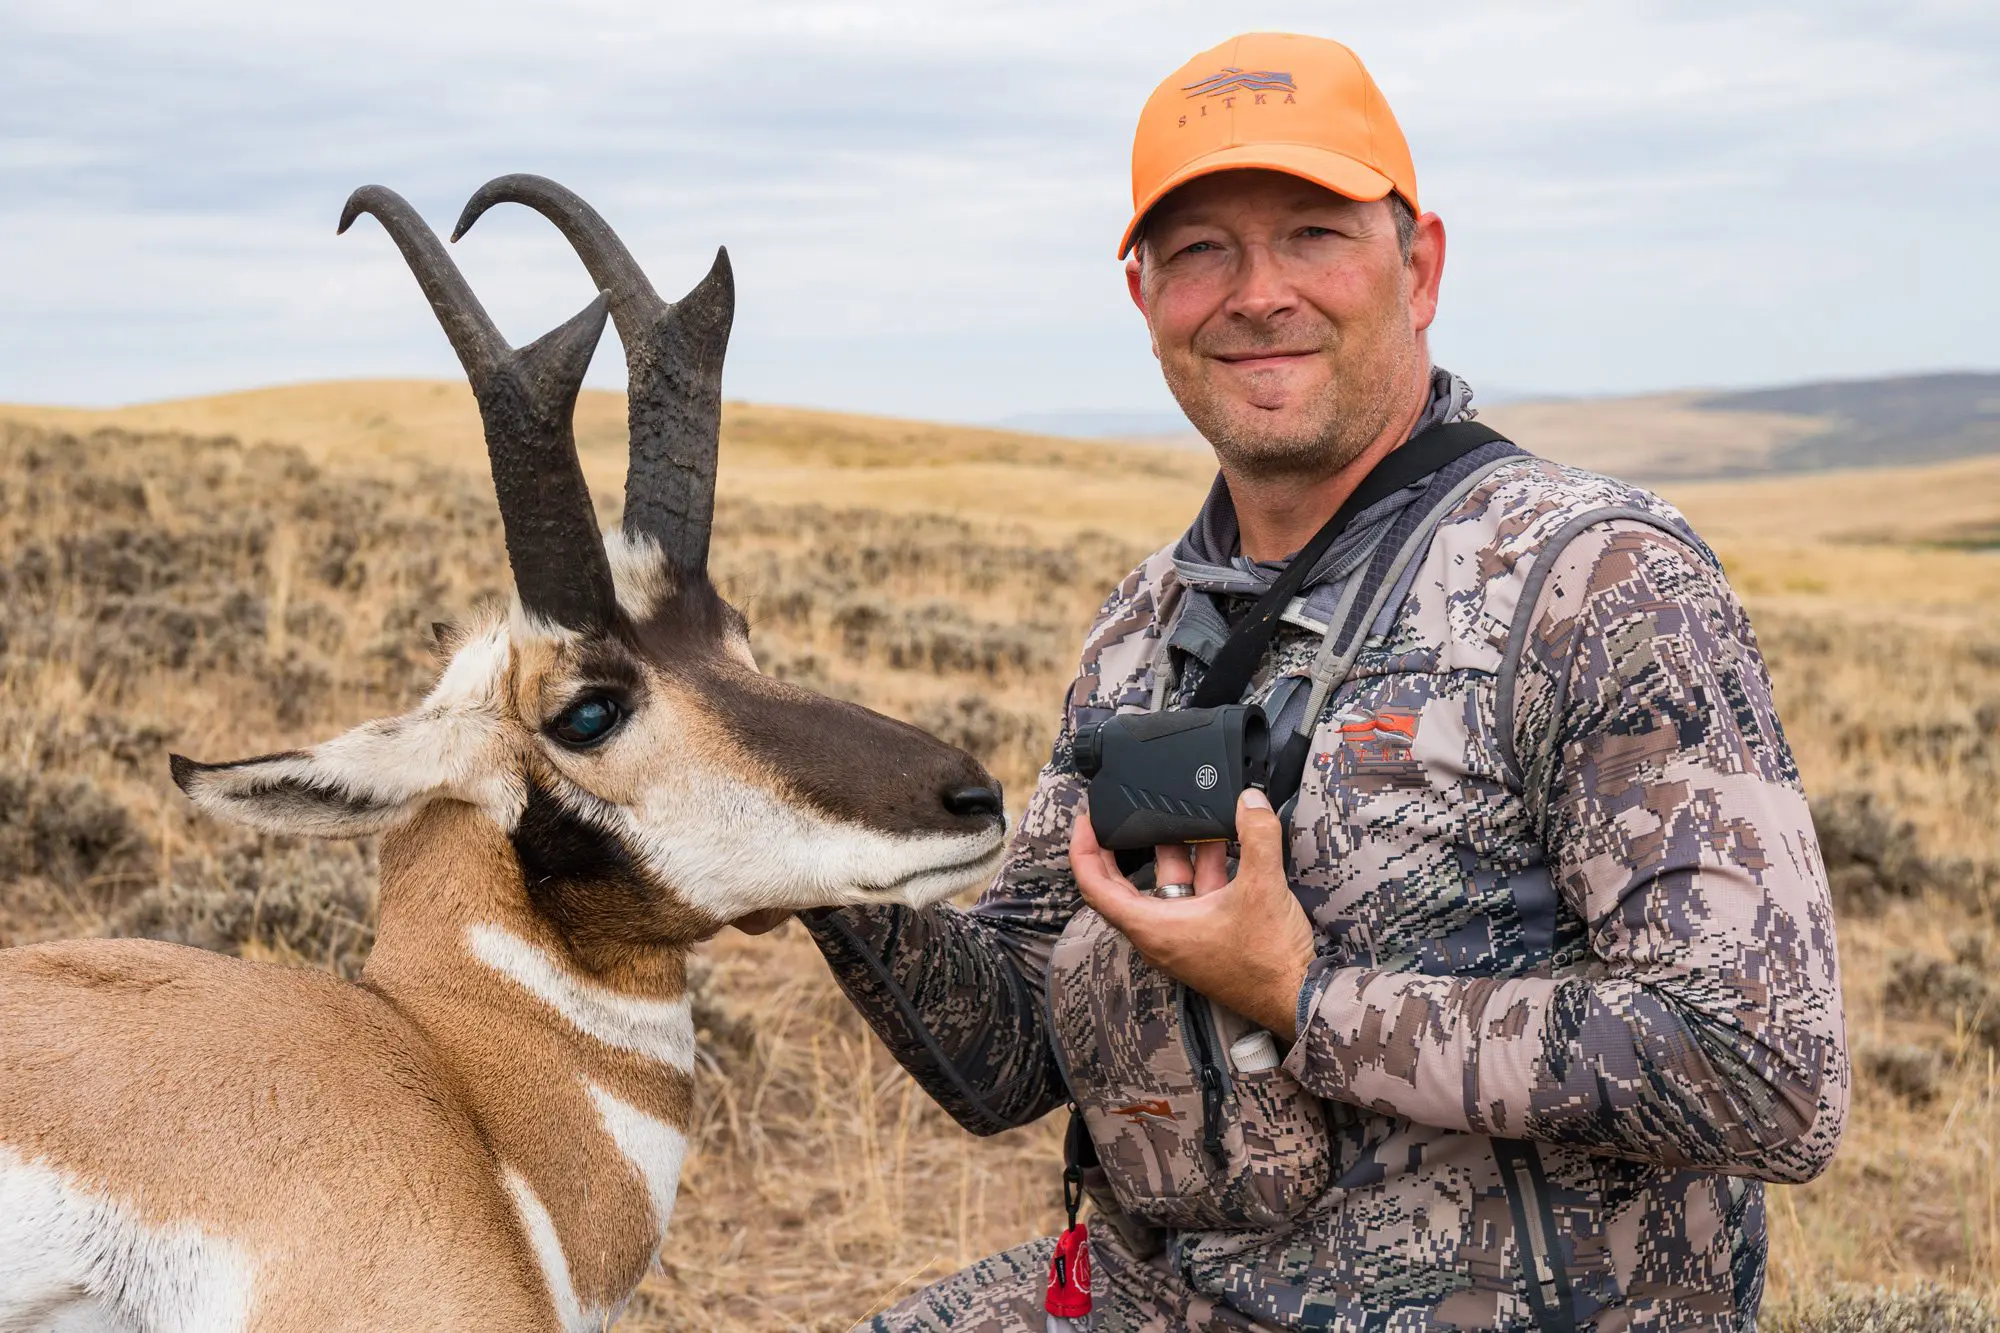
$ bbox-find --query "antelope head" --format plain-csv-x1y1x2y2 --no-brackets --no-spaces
170,178,1008,948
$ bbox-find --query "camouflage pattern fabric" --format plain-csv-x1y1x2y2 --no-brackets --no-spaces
1047,907,1335,1231
806,456,1848,1332
868,1229,1280,1332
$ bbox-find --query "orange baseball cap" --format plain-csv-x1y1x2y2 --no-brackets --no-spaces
1118,33,1419,258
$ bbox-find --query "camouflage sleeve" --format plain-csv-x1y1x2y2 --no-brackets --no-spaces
800,757,1081,1135
798,559,1166,1135
1281,523,1850,1183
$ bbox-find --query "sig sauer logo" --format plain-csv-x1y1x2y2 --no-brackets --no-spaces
1184,68,1297,98
1110,1098,1179,1125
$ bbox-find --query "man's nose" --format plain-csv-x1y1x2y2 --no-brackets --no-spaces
1223,244,1298,324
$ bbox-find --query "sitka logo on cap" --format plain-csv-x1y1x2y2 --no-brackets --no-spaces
1183,67,1296,98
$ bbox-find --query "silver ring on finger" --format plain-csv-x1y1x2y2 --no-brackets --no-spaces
1152,881,1197,900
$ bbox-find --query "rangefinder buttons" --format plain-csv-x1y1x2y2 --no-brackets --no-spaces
1194,763,1220,791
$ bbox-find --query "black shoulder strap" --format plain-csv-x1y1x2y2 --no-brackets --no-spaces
1189,420,1508,710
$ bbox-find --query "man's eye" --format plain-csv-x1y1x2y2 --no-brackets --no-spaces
550,696,624,748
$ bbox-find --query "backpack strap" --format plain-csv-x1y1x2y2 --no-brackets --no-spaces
1492,504,1717,815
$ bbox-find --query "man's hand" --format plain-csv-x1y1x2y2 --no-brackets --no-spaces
1070,788,1316,1042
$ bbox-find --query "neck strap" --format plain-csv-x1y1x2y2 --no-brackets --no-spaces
1189,420,1508,710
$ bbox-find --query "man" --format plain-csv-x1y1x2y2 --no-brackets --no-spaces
779,31,1847,1331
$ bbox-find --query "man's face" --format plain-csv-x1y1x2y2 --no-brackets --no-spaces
1130,170,1442,479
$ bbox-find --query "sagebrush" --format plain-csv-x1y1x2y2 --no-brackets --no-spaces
2,417,1995,1327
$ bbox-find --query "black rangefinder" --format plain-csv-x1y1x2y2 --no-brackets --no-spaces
1073,705,1270,850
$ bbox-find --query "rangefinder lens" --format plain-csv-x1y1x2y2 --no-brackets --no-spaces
1072,723,1105,778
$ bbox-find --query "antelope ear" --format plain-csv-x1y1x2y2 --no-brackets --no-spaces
170,706,517,839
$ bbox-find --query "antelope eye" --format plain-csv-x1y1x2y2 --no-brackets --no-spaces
550,696,624,748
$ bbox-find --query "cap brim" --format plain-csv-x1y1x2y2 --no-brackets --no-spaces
1117,143,1401,258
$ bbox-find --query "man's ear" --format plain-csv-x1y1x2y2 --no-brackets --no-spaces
1407,210,1446,335
170,704,517,839
1124,254,1162,361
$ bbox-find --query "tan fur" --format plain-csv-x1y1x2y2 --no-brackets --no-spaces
0,803,688,1331
367,804,692,1307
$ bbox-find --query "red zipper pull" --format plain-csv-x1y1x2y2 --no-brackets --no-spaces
1044,1219,1092,1329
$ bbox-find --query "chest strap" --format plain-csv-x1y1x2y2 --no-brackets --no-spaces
1262,438,1525,809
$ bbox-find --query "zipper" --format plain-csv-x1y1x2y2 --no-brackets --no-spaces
1494,1139,1578,1333
1178,985,1227,1163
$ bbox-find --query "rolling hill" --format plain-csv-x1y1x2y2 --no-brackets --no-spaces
0,380,1213,547
1470,371,2000,482
12,372,2000,557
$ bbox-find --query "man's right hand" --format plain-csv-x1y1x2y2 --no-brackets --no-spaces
1072,788,1315,1042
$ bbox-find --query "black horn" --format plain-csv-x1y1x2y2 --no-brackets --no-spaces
340,185,619,633
453,174,733,577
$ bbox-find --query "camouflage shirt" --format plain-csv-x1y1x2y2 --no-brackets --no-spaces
805,454,1848,1331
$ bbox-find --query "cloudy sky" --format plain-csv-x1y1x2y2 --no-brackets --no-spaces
3,0,1995,423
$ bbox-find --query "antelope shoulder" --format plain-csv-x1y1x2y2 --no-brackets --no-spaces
0,940,556,1331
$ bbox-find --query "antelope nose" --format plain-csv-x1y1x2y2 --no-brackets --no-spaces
943,784,1004,823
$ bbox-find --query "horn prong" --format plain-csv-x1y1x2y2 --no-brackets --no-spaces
343,184,617,632
457,174,732,577
484,291,619,632
621,245,732,571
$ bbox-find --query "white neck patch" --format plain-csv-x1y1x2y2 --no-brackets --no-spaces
501,1167,613,1333
465,924,696,1073
586,1081,688,1242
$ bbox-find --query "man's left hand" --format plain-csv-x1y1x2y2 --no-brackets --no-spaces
1070,787,1316,1042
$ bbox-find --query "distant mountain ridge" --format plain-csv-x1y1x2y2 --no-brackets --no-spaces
1474,371,2000,483
1694,372,2000,474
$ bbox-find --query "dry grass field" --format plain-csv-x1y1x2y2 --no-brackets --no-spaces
2,382,1997,1329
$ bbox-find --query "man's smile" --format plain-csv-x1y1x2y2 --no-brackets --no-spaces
1211,349,1319,372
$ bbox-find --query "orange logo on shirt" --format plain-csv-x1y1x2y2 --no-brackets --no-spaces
1110,1098,1179,1125
1334,708,1420,766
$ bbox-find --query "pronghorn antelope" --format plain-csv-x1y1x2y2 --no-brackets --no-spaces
0,176,1008,1332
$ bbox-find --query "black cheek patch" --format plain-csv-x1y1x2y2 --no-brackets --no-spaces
513,778,645,896
511,778,706,954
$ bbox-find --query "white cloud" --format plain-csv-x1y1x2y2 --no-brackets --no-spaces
1,0,1995,417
